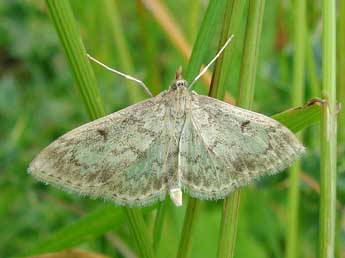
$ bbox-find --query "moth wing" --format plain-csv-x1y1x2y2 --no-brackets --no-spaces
179,94,305,200
29,93,174,206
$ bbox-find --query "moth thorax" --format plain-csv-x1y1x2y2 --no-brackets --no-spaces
171,80,188,90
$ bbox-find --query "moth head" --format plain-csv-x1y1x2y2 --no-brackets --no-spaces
170,66,188,90
171,79,188,90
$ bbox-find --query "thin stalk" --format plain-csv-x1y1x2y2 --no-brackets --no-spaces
176,199,201,258
209,0,247,100
184,0,228,83
125,208,155,258
45,0,105,120
277,3,290,85
286,1,305,258
152,200,167,251
102,0,145,103
305,23,321,150
305,27,321,99
44,1,155,257
187,0,201,43
217,190,241,258
336,1,345,257
135,0,161,95
337,0,345,144
320,0,337,257
217,1,265,257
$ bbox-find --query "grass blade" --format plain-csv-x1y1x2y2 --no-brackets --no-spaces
45,0,105,120
217,1,265,257
184,0,227,83
285,1,306,258
305,21,321,150
25,204,124,255
337,0,345,144
44,1,155,257
272,100,321,133
102,0,145,103
176,199,201,258
152,200,167,251
135,0,162,95
336,0,345,256
125,208,155,258
210,0,247,101
320,0,337,257
186,0,201,42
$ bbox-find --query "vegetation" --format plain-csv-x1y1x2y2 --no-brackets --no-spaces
0,1,342,257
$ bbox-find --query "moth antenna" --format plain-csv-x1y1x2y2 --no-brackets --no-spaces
188,34,234,90
87,54,153,98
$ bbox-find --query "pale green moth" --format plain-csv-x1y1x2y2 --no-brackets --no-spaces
28,36,304,207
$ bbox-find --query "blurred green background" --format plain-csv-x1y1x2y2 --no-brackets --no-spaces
0,0,343,257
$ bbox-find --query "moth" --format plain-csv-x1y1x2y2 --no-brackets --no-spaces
28,36,304,207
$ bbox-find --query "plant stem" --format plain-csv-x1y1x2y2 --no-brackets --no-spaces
176,199,201,258
337,0,345,144
152,200,167,251
184,0,228,83
305,23,321,150
102,0,145,103
217,190,241,258
217,1,265,257
125,208,155,258
187,0,201,43
135,0,161,95
286,1,305,258
45,0,105,120
209,0,247,100
336,1,345,257
45,1,155,257
320,0,337,257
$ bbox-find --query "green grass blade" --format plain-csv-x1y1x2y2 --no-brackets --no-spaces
336,0,345,256
24,204,124,255
152,200,167,251
209,0,247,100
102,0,145,103
272,102,321,133
125,208,155,258
305,22,321,150
43,1,155,257
320,0,337,257
176,199,201,258
135,0,161,95
184,0,227,84
186,0,201,42
45,0,105,120
217,1,265,257
285,1,305,258
337,0,345,144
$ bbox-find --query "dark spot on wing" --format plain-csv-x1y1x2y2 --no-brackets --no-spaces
240,120,250,132
97,128,108,141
